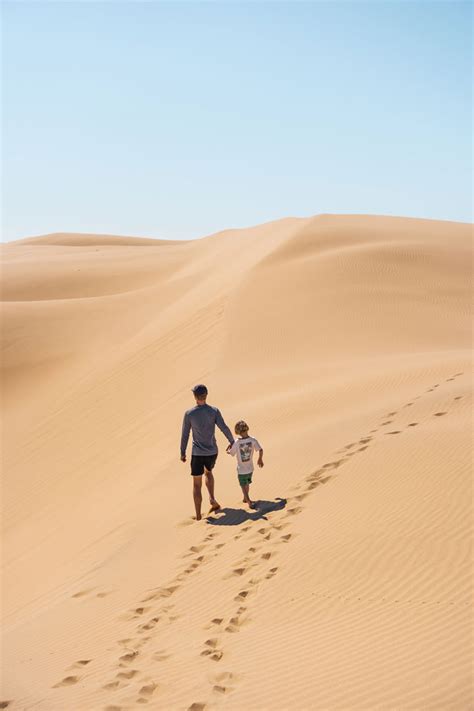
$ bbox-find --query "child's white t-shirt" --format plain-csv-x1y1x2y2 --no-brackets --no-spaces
228,436,262,475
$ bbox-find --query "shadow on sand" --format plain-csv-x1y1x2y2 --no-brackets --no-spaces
206,497,287,526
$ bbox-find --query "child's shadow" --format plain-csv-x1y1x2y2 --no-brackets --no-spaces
206,498,287,526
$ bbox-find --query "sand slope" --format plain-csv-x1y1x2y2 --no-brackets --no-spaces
1,215,472,710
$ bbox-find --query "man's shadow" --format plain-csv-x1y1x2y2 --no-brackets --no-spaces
206,497,287,526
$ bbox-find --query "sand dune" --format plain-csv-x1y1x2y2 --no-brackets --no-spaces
1,214,472,710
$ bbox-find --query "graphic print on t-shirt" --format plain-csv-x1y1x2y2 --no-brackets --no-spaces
239,441,253,462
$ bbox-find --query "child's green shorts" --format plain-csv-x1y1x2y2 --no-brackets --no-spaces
238,472,253,486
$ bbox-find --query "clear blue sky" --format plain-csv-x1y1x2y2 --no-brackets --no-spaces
2,1,472,242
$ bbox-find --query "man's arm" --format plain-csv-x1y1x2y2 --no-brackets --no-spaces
215,408,234,446
180,412,191,460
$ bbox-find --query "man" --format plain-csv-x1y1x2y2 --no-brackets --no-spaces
180,384,234,520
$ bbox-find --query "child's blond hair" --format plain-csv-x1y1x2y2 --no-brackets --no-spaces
234,420,249,436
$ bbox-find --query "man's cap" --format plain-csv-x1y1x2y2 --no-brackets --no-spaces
192,383,208,396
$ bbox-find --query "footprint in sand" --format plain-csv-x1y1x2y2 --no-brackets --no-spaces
323,459,344,469
434,412,447,416
285,506,302,516
71,589,93,598
407,422,418,427
202,638,218,649
206,618,224,629
266,567,279,580
385,431,401,435
189,545,205,554
281,534,292,542
295,492,310,501
381,420,393,426
137,616,160,632
138,682,158,698
0,703,11,709
234,590,251,603
214,672,237,684
70,659,92,669
116,669,139,680
188,703,206,711
358,445,369,452
119,651,139,664
226,567,247,578
454,396,463,400
200,639,223,661
152,650,170,661
118,638,134,647
274,521,289,529
225,611,246,633
53,675,80,687
118,605,150,622
103,680,122,691
140,585,179,602
213,681,236,694
212,671,238,694
183,563,199,574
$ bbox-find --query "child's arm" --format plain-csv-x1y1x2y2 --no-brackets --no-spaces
253,437,264,467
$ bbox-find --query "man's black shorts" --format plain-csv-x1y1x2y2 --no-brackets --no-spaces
191,453,218,476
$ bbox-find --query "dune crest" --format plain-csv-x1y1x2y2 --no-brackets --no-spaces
1,214,472,710
6,232,178,247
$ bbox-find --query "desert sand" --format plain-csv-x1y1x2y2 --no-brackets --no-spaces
1,214,472,710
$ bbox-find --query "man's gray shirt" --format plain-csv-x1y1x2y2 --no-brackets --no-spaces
181,404,234,456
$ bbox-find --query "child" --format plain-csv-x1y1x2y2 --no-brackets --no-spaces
226,420,264,507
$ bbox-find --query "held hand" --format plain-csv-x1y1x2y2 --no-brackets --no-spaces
258,460,264,468
181,454,186,463
226,444,232,453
